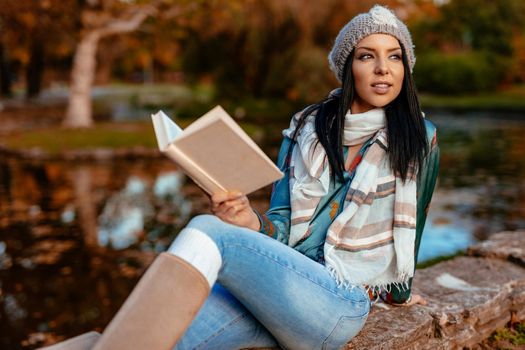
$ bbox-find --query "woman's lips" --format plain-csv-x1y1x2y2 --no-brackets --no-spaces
371,83,392,94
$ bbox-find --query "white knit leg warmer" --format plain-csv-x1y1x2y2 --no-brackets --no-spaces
167,228,222,287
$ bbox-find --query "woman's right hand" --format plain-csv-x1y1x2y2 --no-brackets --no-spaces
210,191,261,231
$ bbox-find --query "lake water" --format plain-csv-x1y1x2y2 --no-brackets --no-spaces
422,111,525,261
0,110,524,348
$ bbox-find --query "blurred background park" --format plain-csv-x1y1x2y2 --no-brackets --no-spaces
0,0,524,348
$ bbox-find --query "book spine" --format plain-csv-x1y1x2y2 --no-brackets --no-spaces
163,144,226,195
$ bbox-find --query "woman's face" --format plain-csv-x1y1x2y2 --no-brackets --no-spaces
351,34,404,114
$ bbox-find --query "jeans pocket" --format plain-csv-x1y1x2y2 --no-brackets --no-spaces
321,313,368,350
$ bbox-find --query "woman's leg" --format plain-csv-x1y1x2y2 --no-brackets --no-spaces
169,214,370,350
175,283,279,350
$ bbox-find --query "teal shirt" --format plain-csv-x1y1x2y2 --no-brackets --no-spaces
257,119,440,303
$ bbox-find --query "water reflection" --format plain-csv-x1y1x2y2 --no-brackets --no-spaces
98,172,191,250
0,241,12,270
420,112,525,261
0,158,196,349
99,176,154,249
71,166,98,248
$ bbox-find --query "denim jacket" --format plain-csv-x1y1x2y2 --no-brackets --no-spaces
256,119,440,303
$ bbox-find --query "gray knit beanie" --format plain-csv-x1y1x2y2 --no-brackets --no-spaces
328,5,415,82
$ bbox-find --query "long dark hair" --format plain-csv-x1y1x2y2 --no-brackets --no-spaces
291,43,428,183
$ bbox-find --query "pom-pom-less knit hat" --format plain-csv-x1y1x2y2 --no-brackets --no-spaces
328,5,415,82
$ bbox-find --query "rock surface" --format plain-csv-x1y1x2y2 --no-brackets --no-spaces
467,230,525,267
346,231,525,349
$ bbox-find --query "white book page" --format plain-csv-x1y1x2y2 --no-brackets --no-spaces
151,110,183,150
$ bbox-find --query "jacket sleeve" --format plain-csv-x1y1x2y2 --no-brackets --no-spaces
382,121,440,304
254,137,293,244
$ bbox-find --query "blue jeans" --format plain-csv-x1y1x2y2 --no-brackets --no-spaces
174,215,370,350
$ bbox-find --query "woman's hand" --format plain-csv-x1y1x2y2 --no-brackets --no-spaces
391,294,428,307
210,191,261,231
408,294,427,306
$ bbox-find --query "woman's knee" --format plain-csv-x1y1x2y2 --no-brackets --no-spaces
182,214,250,251
186,214,223,231
183,214,231,247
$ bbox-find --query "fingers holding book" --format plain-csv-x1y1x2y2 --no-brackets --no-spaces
211,192,246,216
210,191,261,231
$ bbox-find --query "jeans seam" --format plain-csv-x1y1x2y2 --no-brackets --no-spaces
221,242,369,304
193,312,249,350
321,314,368,350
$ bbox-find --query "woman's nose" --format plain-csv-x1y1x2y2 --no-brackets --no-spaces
374,58,388,75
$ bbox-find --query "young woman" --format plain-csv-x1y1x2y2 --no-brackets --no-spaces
43,5,439,350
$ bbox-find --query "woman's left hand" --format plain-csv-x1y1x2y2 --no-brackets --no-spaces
392,294,427,307
406,294,427,306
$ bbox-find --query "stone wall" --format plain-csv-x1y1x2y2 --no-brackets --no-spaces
346,231,525,349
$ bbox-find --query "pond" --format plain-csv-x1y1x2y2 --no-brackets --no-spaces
0,110,524,348
422,110,525,261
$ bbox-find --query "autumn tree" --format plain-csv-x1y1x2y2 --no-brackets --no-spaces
410,0,525,92
0,22,12,97
0,0,75,98
178,0,381,101
62,0,162,128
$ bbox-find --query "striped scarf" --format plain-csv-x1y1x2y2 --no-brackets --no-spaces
283,108,416,291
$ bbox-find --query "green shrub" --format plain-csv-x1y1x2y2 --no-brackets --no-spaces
490,321,525,346
414,51,507,94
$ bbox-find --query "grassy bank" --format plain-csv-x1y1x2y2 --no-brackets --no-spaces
1,122,157,155
0,120,263,155
420,84,525,111
416,251,466,269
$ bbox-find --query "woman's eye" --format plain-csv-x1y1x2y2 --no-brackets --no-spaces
358,53,373,60
390,54,402,60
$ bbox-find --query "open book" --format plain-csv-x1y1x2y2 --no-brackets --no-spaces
151,106,283,195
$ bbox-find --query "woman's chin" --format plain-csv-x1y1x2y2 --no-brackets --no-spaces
368,96,396,108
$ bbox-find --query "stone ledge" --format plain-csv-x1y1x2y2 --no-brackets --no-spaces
346,231,525,349
38,232,524,350
467,230,525,267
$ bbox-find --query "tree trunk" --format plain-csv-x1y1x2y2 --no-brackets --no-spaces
25,40,44,99
62,5,156,128
63,32,100,128
0,43,12,97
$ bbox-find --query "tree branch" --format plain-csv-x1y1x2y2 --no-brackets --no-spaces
96,4,158,37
